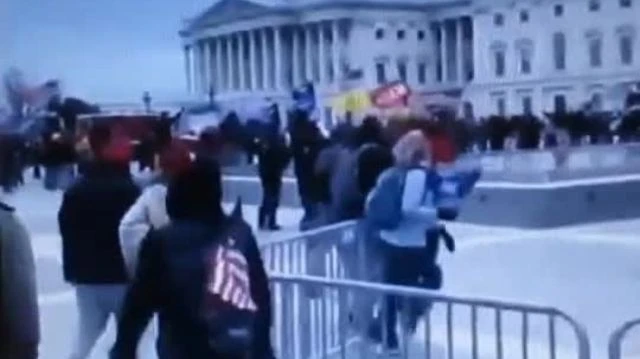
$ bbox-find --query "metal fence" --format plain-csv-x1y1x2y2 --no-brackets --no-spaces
269,274,591,359
259,222,591,358
608,318,640,359
259,220,358,278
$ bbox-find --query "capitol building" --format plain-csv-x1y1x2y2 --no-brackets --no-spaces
179,0,639,124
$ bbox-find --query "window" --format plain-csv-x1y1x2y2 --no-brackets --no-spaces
375,29,384,39
620,35,634,64
397,30,405,40
496,97,506,116
494,50,506,77
590,93,603,111
554,4,564,17
375,62,386,84
522,96,533,115
519,10,529,23
589,0,600,11
493,13,504,26
417,62,427,84
620,0,632,8
396,60,407,82
554,95,567,113
553,32,566,70
588,36,603,67
417,30,425,41
518,45,533,74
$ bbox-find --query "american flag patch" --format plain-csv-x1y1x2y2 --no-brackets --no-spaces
206,238,257,312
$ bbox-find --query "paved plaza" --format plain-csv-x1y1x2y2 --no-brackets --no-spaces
4,177,640,358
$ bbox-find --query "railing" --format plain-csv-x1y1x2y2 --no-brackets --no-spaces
259,220,359,278
269,274,592,359
608,318,640,359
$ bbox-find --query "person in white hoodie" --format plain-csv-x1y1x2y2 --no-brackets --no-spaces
119,140,192,276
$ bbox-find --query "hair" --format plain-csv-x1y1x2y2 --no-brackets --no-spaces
392,129,429,166
87,122,112,155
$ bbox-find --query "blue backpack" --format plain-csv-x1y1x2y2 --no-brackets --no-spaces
365,167,409,230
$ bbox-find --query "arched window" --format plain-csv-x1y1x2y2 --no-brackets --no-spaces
585,29,603,68
490,41,507,77
617,25,636,65
515,38,534,74
552,32,566,70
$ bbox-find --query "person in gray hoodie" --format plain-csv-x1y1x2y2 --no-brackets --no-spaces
0,200,40,359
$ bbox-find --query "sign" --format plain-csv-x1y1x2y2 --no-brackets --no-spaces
370,81,411,108
331,90,371,113
292,82,316,112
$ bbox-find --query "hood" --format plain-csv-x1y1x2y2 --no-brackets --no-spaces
166,157,224,222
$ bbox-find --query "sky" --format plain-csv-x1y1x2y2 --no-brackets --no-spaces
2,0,224,104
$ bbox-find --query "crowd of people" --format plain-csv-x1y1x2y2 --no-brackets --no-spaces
0,106,484,358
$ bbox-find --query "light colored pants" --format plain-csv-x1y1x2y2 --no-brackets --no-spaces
70,284,126,359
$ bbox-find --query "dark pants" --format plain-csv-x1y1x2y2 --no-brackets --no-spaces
259,177,282,228
379,230,442,348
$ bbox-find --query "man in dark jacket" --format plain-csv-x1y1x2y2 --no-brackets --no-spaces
110,158,274,359
0,201,40,359
58,124,140,359
257,123,290,231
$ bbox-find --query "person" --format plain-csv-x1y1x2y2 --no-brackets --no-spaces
110,158,274,359
365,129,480,351
58,125,141,359
256,122,290,231
0,201,39,359
119,140,193,276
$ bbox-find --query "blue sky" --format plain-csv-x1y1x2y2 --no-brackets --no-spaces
3,0,219,103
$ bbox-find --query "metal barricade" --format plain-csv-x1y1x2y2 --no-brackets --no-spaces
270,274,591,359
259,220,358,277
608,318,640,359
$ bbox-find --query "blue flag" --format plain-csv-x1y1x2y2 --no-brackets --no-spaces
292,82,316,113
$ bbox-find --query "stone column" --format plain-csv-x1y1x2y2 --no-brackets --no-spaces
331,20,340,87
456,18,464,83
203,40,212,93
317,22,326,86
184,45,192,93
304,24,313,82
226,35,234,91
274,26,282,90
261,28,269,89
214,38,222,93
249,30,258,90
439,21,448,83
238,32,246,91
193,41,202,94
291,27,299,86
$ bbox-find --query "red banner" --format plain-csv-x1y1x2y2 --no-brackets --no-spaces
370,81,411,108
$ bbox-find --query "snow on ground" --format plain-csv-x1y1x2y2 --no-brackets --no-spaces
3,176,640,358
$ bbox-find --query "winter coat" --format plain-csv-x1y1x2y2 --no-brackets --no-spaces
119,183,170,277
0,202,39,359
58,161,141,284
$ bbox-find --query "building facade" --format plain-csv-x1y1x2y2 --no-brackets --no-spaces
180,0,639,122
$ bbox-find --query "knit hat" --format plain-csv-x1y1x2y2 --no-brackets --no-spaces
102,135,133,163
158,140,192,177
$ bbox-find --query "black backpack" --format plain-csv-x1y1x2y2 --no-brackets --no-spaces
161,220,258,357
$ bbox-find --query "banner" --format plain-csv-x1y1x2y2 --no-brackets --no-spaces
331,89,371,113
370,81,411,109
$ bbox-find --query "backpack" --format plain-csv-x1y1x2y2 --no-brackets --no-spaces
365,167,408,230
161,221,258,357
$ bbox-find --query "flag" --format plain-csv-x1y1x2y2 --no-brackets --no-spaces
292,82,316,113
206,239,257,312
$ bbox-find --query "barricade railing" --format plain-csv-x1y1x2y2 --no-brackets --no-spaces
259,220,359,278
608,317,640,359
269,273,591,359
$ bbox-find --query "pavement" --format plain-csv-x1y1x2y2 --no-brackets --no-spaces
4,177,640,358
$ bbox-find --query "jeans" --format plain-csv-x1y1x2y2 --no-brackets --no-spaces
44,164,75,191
70,284,127,359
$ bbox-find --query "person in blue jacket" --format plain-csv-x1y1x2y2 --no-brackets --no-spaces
365,129,481,352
